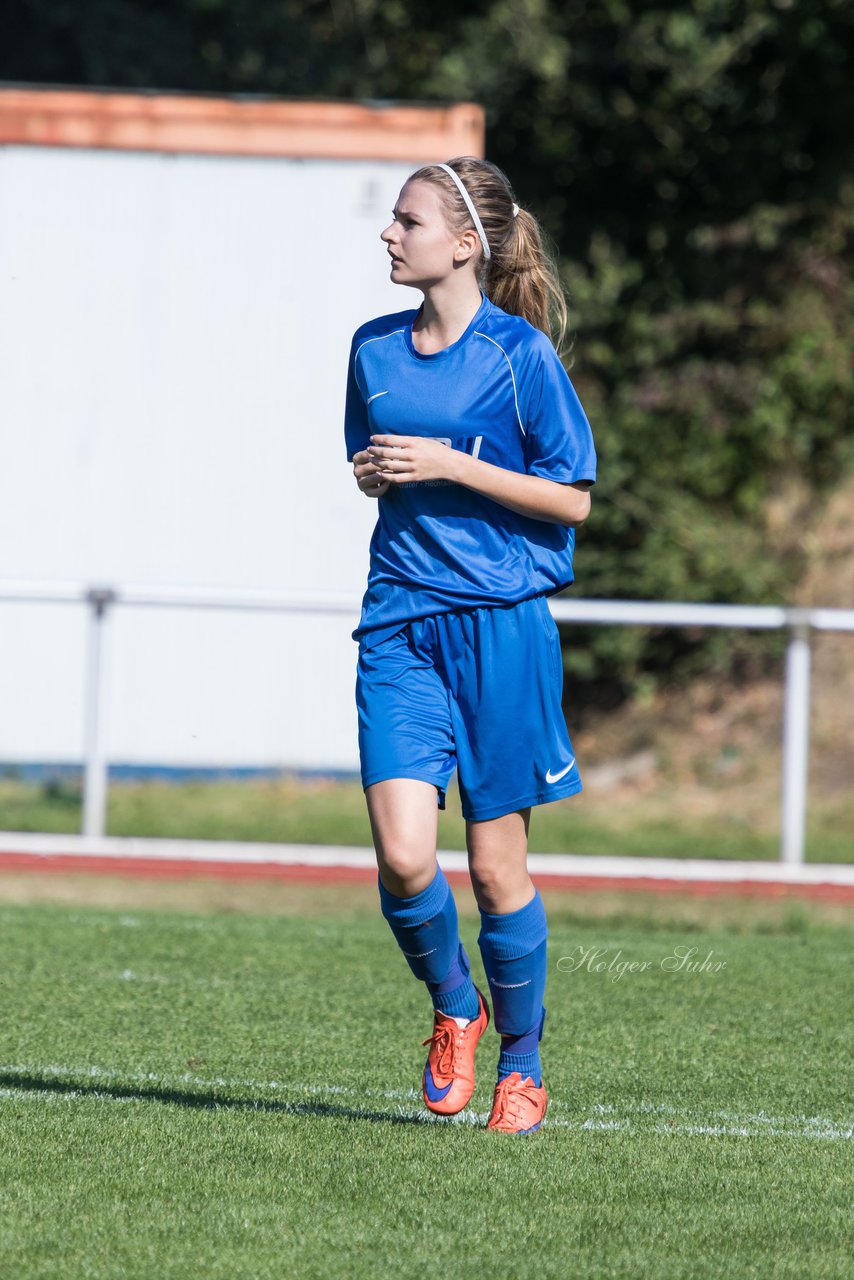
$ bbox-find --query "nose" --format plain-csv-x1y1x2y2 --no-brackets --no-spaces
380,221,396,244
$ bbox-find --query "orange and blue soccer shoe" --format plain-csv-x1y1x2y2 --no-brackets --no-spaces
421,987,490,1116
486,1072,548,1134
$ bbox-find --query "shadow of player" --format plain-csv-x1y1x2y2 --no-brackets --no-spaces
0,1068,456,1128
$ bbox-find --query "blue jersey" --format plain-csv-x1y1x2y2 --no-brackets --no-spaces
344,292,597,647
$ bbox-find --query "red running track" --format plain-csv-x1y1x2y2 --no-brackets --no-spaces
1,851,852,901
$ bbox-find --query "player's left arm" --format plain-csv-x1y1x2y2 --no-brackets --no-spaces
366,434,591,527
451,455,592,526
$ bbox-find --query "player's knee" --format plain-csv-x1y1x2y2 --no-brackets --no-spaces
376,849,437,897
370,816,437,891
468,858,526,913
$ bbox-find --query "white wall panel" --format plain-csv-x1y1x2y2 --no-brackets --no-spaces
0,145,421,769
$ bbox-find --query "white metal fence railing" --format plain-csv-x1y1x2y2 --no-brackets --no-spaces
2,580,853,864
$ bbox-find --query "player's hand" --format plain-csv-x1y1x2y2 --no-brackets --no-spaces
367,435,457,485
352,449,391,498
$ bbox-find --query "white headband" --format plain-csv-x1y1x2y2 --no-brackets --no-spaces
436,162,491,261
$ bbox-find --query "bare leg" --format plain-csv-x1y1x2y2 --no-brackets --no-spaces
466,807,534,913
366,776,480,1029
365,778,441,896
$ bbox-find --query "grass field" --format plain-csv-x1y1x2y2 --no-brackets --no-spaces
2,773,854,861
1,877,851,1279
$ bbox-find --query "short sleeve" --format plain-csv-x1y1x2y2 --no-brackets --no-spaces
522,336,597,484
344,336,370,463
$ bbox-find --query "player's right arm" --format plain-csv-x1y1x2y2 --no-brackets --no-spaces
345,328,390,499
353,447,391,498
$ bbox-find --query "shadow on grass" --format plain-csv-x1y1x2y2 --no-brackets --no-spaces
0,1069,438,1128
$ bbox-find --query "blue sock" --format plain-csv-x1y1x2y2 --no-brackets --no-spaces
378,866,480,1020
478,889,548,1087
497,1009,546,1086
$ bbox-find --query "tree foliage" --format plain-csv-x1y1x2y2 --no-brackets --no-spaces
4,1,853,699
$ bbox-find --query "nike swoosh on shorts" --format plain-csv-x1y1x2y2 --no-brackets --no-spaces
545,759,576,784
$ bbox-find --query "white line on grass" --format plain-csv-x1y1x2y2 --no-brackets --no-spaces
1,1063,850,1140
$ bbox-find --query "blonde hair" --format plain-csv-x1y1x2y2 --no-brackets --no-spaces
408,156,568,353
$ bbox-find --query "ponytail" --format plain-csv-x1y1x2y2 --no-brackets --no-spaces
487,207,568,355
408,157,569,353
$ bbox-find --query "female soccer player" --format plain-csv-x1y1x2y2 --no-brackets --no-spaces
344,157,596,1134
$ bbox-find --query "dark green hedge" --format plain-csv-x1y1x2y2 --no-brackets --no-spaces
5,1,852,699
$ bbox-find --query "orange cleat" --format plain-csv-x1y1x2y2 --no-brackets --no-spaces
486,1072,548,1134
421,987,490,1116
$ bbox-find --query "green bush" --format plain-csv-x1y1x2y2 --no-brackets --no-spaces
5,0,852,699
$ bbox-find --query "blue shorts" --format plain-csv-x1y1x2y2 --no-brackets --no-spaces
355,594,582,822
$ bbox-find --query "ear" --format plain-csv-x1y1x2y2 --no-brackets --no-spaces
454,228,480,263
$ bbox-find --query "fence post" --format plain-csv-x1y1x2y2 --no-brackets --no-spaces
82,587,115,839
780,613,812,867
